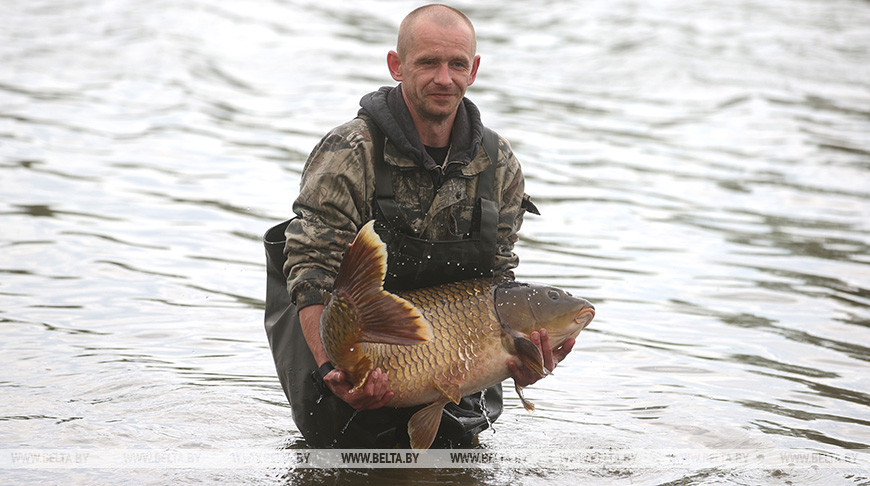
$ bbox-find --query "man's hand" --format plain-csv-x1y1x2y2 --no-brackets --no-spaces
300,305,393,410
324,367,394,410
507,328,575,387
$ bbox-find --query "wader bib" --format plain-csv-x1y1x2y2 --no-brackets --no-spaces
263,121,503,448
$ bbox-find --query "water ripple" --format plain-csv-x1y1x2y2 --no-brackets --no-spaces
1,0,868,483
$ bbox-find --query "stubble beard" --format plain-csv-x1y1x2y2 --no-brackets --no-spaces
419,94,461,125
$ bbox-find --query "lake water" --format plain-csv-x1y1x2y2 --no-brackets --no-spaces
2,0,869,484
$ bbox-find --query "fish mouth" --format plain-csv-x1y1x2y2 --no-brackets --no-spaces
575,305,595,330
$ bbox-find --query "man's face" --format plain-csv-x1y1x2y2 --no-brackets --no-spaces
390,21,480,125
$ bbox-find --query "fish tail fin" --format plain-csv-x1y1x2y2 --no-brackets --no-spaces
334,220,432,345
408,398,449,450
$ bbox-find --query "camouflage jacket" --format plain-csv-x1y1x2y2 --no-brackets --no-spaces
284,85,533,309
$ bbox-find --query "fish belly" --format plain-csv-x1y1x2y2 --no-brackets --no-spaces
381,344,512,408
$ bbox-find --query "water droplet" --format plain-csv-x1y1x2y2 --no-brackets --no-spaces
339,410,359,436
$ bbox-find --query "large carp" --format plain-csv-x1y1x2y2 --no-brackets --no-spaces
321,221,595,449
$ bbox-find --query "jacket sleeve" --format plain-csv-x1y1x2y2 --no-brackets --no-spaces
283,119,373,309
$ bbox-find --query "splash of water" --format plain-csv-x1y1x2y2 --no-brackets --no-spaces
480,388,495,435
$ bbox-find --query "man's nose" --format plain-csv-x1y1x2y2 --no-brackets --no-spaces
433,63,452,85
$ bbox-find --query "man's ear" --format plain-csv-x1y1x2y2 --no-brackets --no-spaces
467,54,481,86
387,50,403,81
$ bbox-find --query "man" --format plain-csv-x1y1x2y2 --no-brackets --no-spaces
264,4,574,448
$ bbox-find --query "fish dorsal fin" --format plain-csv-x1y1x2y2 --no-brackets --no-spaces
334,221,432,345
408,398,449,450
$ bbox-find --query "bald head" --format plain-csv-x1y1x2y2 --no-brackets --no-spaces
397,4,476,60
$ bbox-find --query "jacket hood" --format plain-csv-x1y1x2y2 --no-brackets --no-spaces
358,85,484,176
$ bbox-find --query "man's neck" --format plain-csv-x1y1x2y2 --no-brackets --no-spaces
409,110,455,147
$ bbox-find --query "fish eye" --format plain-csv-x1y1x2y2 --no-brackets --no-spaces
547,290,560,301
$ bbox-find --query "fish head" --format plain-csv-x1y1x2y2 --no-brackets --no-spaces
494,282,595,347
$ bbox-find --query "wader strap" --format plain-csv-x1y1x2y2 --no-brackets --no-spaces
479,127,498,198
365,119,405,228
474,127,499,256
476,197,498,261
371,120,388,196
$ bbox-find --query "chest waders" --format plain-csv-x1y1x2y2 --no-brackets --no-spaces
263,120,503,448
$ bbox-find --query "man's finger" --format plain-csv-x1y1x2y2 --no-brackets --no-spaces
370,368,386,397
324,369,342,385
530,330,541,348
508,359,540,388
538,328,556,372
507,360,519,377
356,368,391,409
373,390,394,409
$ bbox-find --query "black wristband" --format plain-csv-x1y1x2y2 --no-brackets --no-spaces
311,362,335,400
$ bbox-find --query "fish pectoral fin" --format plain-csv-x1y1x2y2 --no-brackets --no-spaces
501,325,548,378
333,221,432,346
408,398,449,450
433,380,462,405
513,335,548,377
514,381,536,412
356,292,432,345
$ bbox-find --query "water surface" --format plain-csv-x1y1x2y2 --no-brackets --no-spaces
2,0,869,484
